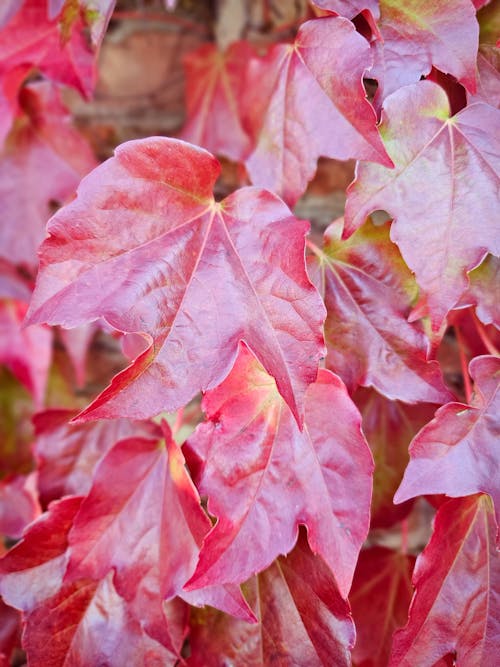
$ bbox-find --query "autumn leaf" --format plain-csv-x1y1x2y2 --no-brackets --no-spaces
0,82,96,269
27,137,325,424
350,546,415,666
395,355,500,529
244,16,391,205
188,531,355,666
345,81,500,330
181,41,254,162
184,345,373,598
308,217,451,402
390,495,499,666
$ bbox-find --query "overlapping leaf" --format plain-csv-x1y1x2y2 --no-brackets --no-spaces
244,16,391,205
350,546,415,666
354,387,436,528
0,82,96,269
0,0,110,98
315,0,478,102
395,355,500,528
461,255,500,327
33,409,161,503
0,496,186,665
181,41,254,162
308,217,450,402
185,345,373,598
27,137,325,423
63,425,254,632
345,81,500,330
188,532,355,666
0,473,40,539
390,495,499,666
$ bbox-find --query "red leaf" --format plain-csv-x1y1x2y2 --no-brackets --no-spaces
308,217,451,402
244,16,391,205
0,299,52,407
181,42,254,162
23,574,185,667
350,546,416,666
27,137,325,424
0,473,40,539
354,387,437,528
345,81,500,330
185,345,373,598
0,82,96,269
372,0,478,101
0,597,20,666
33,409,161,503
0,0,106,98
64,425,254,638
395,355,500,529
0,495,189,663
390,495,499,666
188,532,355,666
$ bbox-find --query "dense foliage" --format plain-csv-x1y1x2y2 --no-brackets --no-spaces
0,1,498,665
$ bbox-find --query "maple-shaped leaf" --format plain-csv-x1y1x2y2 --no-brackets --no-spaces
0,299,52,407
64,424,254,645
33,409,161,503
0,82,96,269
181,41,254,162
243,16,391,205
349,546,415,666
460,255,500,328
313,1,478,101
188,531,355,666
345,81,500,330
390,494,499,665
184,345,373,598
0,496,186,665
27,137,325,424
0,473,40,539
395,355,500,529
354,387,437,528
308,217,450,402
0,0,105,98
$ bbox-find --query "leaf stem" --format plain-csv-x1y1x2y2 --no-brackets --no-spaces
454,325,472,403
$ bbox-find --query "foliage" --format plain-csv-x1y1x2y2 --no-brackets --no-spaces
0,1,499,665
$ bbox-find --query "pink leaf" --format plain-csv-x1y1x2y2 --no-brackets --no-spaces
345,81,500,331
27,137,325,424
185,345,373,598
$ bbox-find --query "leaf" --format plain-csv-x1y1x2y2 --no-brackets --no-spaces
345,81,500,330
181,41,254,162
0,0,103,99
461,255,500,328
50,1,116,47
395,355,500,529
349,546,416,666
390,495,499,666
22,574,185,667
0,82,96,269
0,473,41,539
33,409,161,503
0,299,52,407
0,597,20,666
308,217,451,402
354,387,437,528
0,495,189,664
27,137,326,424
184,345,373,598
311,1,379,20
64,424,255,639
188,531,355,666
469,46,500,108
244,16,391,205
372,0,478,101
